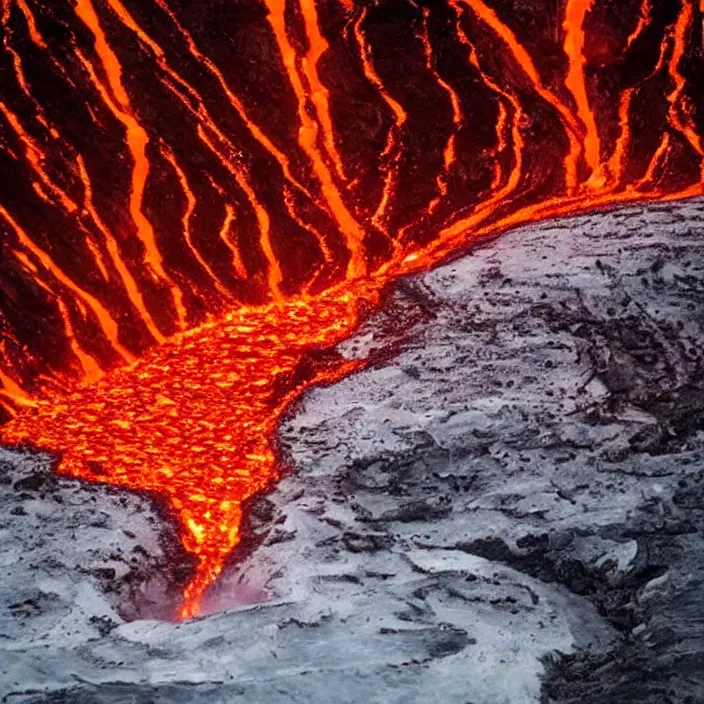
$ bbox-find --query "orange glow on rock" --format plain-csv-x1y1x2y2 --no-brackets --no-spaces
563,0,604,186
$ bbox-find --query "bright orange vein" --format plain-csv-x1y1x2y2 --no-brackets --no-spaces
563,0,603,186
74,0,189,329
458,0,585,192
265,0,368,280
0,205,134,365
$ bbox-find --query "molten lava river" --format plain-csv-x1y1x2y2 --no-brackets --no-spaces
0,0,702,619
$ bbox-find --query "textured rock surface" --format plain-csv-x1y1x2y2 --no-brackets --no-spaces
2,198,704,703
0,446,191,629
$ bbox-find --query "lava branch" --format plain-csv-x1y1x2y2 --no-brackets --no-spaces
0,204,134,366
563,0,604,187
161,146,234,302
74,0,190,330
264,0,368,280
418,6,464,216
666,1,704,182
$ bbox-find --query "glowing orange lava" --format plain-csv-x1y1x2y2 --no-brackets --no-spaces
1,0,703,619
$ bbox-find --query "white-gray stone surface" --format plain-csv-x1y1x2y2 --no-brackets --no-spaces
2,198,704,703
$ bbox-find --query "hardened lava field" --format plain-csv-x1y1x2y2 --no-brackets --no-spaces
0,0,703,618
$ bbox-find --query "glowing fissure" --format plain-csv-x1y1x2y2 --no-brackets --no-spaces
264,0,368,280
352,6,408,233
0,0,702,619
563,0,603,186
419,7,463,214
454,0,586,193
74,0,189,329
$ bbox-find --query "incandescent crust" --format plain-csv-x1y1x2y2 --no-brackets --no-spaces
1,198,704,703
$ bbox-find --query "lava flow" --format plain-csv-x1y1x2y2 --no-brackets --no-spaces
0,0,702,619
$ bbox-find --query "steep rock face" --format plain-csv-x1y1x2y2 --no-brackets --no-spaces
1,198,704,703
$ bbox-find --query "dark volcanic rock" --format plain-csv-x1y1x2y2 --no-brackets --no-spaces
1,199,704,703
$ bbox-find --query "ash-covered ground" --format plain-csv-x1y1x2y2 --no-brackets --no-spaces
2,198,704,703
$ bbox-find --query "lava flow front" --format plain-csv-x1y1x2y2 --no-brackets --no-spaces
0,0,702,618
